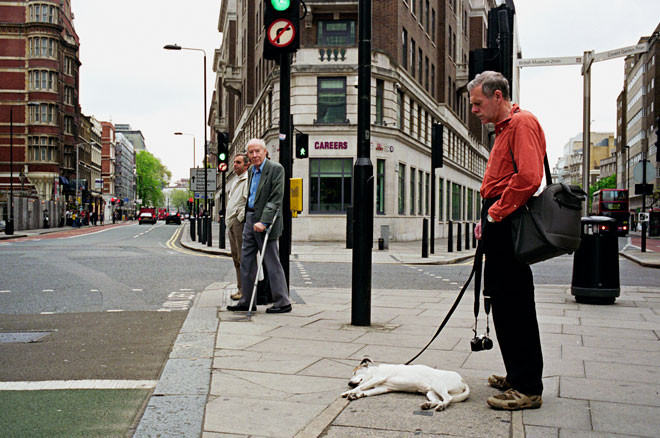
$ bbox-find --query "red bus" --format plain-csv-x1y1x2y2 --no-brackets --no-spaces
591,188,629,236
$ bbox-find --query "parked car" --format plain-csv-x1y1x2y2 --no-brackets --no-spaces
165,212,182,225
138,212,157,225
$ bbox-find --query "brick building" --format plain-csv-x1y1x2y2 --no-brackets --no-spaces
0,0,81,206
212,0,506,241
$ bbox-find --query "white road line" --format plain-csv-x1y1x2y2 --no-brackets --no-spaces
0,290,10,293
90,289,99,292
0,380,157,391
40,312,55,314
179,288,193,291
106,309,124,312
42,289,54,292
132,288,143,292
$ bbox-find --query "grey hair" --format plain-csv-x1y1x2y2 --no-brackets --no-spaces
467,71,510,100
246,138,267,150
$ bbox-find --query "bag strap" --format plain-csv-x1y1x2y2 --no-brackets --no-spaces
405,240,485,365
509,148,552,186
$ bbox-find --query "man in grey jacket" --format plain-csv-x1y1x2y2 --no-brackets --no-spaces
227,138,292,314
226,153,249,301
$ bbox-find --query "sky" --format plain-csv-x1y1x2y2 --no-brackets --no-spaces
73,1,660,182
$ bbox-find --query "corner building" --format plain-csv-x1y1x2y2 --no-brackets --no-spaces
0,0,81,203
212,0,502,241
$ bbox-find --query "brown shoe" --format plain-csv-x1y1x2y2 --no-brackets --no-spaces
488,374,512,391
230,292,242,301
487,389,542,410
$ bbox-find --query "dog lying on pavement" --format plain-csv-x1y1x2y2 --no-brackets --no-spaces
341,358,470,411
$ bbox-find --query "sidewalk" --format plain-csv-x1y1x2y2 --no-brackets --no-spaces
0,221,132,240
134,221,660,437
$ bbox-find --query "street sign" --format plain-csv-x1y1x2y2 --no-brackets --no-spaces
189,167,217,192
633,160,655,184
267,18,296,48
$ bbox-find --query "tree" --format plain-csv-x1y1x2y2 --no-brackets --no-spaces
170,189,193,211
588,174,616,211
136,150,171,207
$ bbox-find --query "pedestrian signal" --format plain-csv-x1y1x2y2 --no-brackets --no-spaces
295,133,309,159
218,131,229,170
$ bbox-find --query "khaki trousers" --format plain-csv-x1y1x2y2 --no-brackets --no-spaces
228,220,244,293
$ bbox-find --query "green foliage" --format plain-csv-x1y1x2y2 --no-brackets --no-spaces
588,174,616,210
136,151,171,207
170,189,193,211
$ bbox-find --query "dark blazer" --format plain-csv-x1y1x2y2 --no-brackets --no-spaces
247,159,284,240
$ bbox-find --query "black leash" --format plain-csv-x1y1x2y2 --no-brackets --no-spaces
405,240,487,365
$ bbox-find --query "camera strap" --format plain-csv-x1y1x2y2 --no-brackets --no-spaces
405,239,485,365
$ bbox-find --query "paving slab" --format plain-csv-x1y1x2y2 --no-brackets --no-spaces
522,397,591,430
560,376,660,407
134,394,207,438
590,400,660,437
212,349,320,374
525,425,559,438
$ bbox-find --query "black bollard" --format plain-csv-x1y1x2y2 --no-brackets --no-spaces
207,215,212,247
457,222,462,252
346,206,353,249
472,222,476,248
197,215,202,243
422,218,429,258
448,220,453,253
465,222,470,249
190,217,196,241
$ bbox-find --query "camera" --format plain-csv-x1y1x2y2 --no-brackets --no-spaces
470,335,493,352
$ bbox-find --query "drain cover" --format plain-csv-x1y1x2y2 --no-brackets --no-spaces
0,332,51,343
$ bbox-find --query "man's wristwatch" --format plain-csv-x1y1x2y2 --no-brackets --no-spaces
487,214,495,223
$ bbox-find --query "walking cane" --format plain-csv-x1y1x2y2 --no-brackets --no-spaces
246,210,278,320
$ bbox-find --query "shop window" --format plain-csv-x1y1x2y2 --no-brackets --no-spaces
377,159,385,215
398,163,406,215
317,77,347,124
309,158,352,213
418,169,423,215
376,79,384,125
317,20,356,46
410,167,416,215
451,182,462,220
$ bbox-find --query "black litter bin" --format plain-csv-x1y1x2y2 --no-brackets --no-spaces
571,216,620,304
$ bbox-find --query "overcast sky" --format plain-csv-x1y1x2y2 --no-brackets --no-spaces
73,1,660,182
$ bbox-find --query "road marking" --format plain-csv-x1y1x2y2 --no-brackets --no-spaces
158,291,195,312
106,309,124,312
0,380,158,391
40,312,55,314
90,289,99,292
0,290,10,293
42,289,54,292
132,288,143,292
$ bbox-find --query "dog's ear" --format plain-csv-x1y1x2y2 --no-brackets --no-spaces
360,357,373,367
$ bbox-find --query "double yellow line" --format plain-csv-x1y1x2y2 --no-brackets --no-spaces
166,224,222,259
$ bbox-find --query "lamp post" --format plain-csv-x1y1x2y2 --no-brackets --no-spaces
165,43,211,246
174,132,196,168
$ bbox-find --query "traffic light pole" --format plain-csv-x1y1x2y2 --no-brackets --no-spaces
219,171,226,249
279,52,292,288
351,0,373,326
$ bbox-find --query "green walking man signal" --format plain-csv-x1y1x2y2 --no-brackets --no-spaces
295,132,309,159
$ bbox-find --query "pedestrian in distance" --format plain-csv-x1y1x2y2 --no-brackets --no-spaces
226,153,249,301
469,71,545,411
227,138,292,314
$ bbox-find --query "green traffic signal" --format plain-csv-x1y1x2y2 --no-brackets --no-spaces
219,153,226,160
271,0,290,11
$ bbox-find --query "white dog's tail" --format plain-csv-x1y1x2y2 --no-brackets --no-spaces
451,380,470,403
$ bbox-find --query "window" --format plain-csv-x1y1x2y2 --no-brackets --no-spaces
376,79,384,125
438,178,444,220
408,99,414,135
431,64,435,98
29,70,57,92
28,136,58,162
29,37,57,58
431,9,436,41
425,56,429,90
418,48,423,81
425,173,430,215
29,3,58,24
65,57,74,75
410,39,416,76
309,158,352,213
418,169,423,215
29,103,57,124
377,159,385,214
398,163,406,214
64,86,74,105
417,105,422,139
448,26,454,59
410,167,416,215
398,90,405,130
451,182,462,220
425,0,430,30
317,77,346,124
317,20,356,46
467,188,474,221
402,28,408,68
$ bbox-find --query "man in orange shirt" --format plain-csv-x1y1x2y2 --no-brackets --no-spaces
469,71,545,410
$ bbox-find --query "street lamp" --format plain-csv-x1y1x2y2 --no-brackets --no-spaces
5,107,14,235
165,43,211,246
174,132,196,168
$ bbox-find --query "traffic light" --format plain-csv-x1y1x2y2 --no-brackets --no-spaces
468,4,514,87
263,0,300,60
432,123,444,168
295,132,309,159
218,131,229,171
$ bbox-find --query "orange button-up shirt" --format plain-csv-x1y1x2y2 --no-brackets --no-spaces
480,104,546,221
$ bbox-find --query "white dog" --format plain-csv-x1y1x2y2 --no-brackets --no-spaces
341,358,470,411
